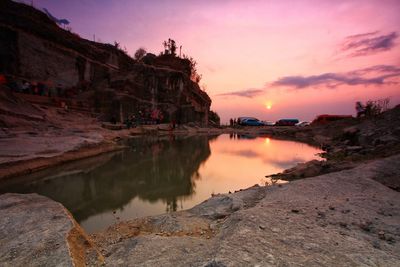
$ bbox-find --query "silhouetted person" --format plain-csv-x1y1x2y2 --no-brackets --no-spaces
56,84,62,97
140,110,145,124
22,80,30,93
30,82,38,95
125,117,132,129
38,82,45,96
0,74,6,85
110,116,117,124
131,115,136,127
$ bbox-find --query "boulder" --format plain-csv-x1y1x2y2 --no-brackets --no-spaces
157,123,172,131
0,193,103,266
346,146,363,152
101,122,126,130
343,126,359,135
282,160,324,179
375,134,398,145
313,134,332,146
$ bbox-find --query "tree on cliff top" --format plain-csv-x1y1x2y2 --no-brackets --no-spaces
160,38,202,83
162,38,177,56
183,55,202,83
209,110,220,126
134,47,147,61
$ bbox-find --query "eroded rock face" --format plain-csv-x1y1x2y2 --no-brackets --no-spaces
101,63,211,125
0,193,103,266
0,0,211,125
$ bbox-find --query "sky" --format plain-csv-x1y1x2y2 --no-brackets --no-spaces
24,0,400,123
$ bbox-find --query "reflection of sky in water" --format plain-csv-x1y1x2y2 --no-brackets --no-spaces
0,134,321,233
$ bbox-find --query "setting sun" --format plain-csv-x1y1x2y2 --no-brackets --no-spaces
265,102,272,110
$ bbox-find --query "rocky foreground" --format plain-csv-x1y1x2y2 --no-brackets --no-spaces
0,193,104,266
92,154,400,266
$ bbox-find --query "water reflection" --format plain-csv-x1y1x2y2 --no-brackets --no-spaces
0,134,322,233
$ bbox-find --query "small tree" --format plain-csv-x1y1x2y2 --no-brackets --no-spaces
365,98,390,116
162,38,177,56
356,98,390,118
134,47,147,61
183,55,202,83
122,46,129,55
160,39,202,83
162,40,168,54
169,39,177,56
209,110,220,125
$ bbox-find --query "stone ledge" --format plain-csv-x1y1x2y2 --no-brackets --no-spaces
0,193,103,266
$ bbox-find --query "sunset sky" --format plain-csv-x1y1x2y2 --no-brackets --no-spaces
27,0,400,123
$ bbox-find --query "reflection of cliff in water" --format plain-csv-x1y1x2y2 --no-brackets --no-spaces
2,135,212,222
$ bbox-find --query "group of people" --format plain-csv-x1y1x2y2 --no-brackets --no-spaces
229,118,239,126
112,108,165,128
124,114,137,129
0,74,77,98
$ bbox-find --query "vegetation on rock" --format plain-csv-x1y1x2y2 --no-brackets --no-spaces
134,47,147,61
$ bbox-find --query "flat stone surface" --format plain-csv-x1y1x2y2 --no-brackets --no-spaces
0,193,102,266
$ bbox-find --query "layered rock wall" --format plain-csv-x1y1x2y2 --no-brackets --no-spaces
0,0,211,125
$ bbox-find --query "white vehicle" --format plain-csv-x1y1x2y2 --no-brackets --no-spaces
262,121,275,126
296,121,310,127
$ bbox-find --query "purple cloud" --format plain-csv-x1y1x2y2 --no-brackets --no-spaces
217,65,400,96
271,65,400,89
345,31,379,40
216,88,264,98
341,31,398,57
350,65,400,76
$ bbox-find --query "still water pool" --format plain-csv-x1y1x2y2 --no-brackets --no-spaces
1,134,322,233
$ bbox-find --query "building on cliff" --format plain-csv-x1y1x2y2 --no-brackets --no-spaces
0,0,211,125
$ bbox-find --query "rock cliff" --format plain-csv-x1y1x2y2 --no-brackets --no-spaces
0,0,211,125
